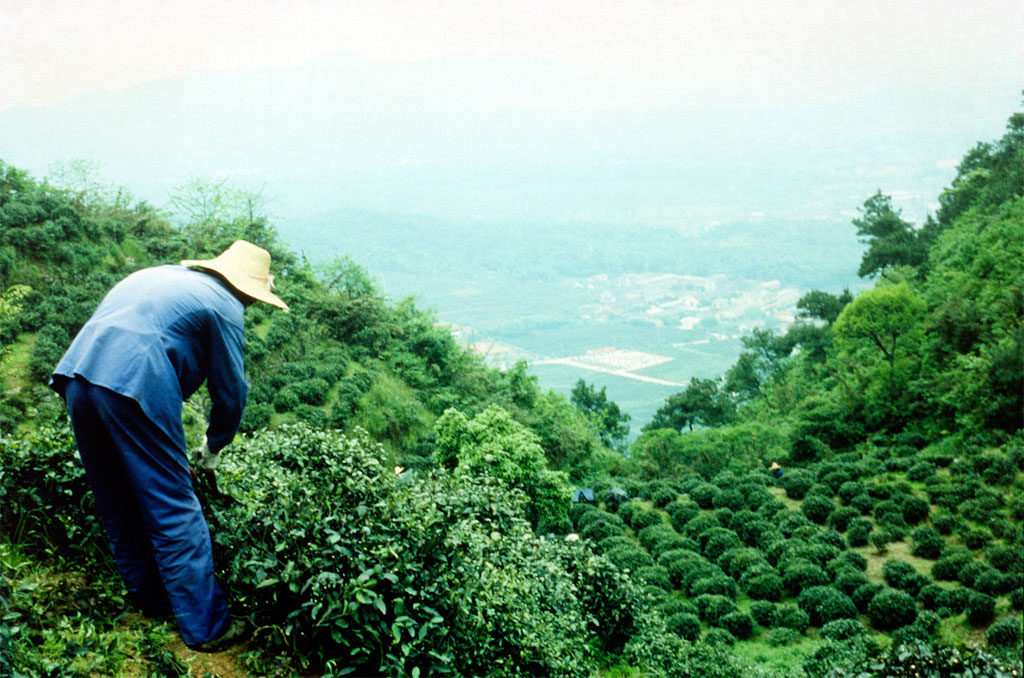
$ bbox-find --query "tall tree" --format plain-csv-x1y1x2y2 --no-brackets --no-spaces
646,377,733,432
853,192,927,278
570,379,630,446
833,283,926,372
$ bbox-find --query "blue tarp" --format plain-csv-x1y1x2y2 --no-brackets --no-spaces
572,488,595,503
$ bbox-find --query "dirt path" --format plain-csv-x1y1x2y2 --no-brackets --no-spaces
166,636,252,678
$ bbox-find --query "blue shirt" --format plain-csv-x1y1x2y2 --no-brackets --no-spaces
51,265,249,452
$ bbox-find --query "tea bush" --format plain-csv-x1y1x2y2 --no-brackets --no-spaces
797,585,858,626
965,591,996,627
867,588,918,630
0,424,106,562
986,616,1022,647
775,605,809,633
718,611,753,639
665,612,701,641
208,424,641,676
820,618,865,640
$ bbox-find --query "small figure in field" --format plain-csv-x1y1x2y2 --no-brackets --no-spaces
49,241,288,652
770,461,784,479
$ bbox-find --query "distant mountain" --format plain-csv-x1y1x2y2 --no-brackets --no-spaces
0,52,1013,225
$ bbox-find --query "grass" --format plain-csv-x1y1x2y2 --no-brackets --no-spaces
768,486,801,511
0,332,36,391
731,635,821,675
0,540,257,677
858,539,937,583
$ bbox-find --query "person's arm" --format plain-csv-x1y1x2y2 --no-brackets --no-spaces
204,308,249,454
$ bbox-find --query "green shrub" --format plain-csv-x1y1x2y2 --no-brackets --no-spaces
703,627,735,647
837,481,865,504
718,611,753,639
716,547,763,578
630,509,664,531
293,404,328,429
576,508,626,532
682,513,721,539
875,500,908,529
624,626,748,677
973,569,1010,597
689,483,720,509
901,573,931,597
637,523,681,553
852,583,882,613
764,627,801,646
907,461,937,482
916,610,940,634
910,526,945,559
775,605,810,633
635,565,672,591
701,529,742,561
712,488,746,512
1011,588,1024,610
847,519,872,547
963,528,993,550
694,594,737,625
782,560,830,596
783,470,814,500
691,575,736,599
801,495,834,525
658,599,698,618
901,496,931,525
291,377,331,406
239,401,274,432
932,512,958,535
665,612,701,641
605,546,655,572
0,424,105,561
916,583,945,610
820,618,865,641
935,587,970,614
834,549,868,572
814,529,847,552
597,535,636,554
833,569,870,598
882,559,918,589
581,518,623,542
845,641,1022,678
616,500,642,525
798,586,858,626
850,492,875,515
867,588,918,631
745,572,784,601
665,500,700,532
986,617,1022,647
208,424,631,675
681,562,728,596
750,600,777,627
273,385,301,412
826,506,859,533
932,551,974,581
648,533,691,559
958,560,989,588
965,591,996,627
651,486,679,508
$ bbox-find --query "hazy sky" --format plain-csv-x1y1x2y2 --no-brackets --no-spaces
2,0,1021,112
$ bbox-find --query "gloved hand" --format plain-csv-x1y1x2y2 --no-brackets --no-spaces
192,435,221,471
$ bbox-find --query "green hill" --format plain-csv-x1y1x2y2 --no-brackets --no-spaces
1,105,1021,676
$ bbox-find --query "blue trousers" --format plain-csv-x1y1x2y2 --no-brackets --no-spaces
64,378,230,646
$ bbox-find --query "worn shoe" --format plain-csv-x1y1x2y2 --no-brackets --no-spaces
189,619,250,652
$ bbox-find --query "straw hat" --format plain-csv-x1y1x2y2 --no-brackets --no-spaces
182,240,289,311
